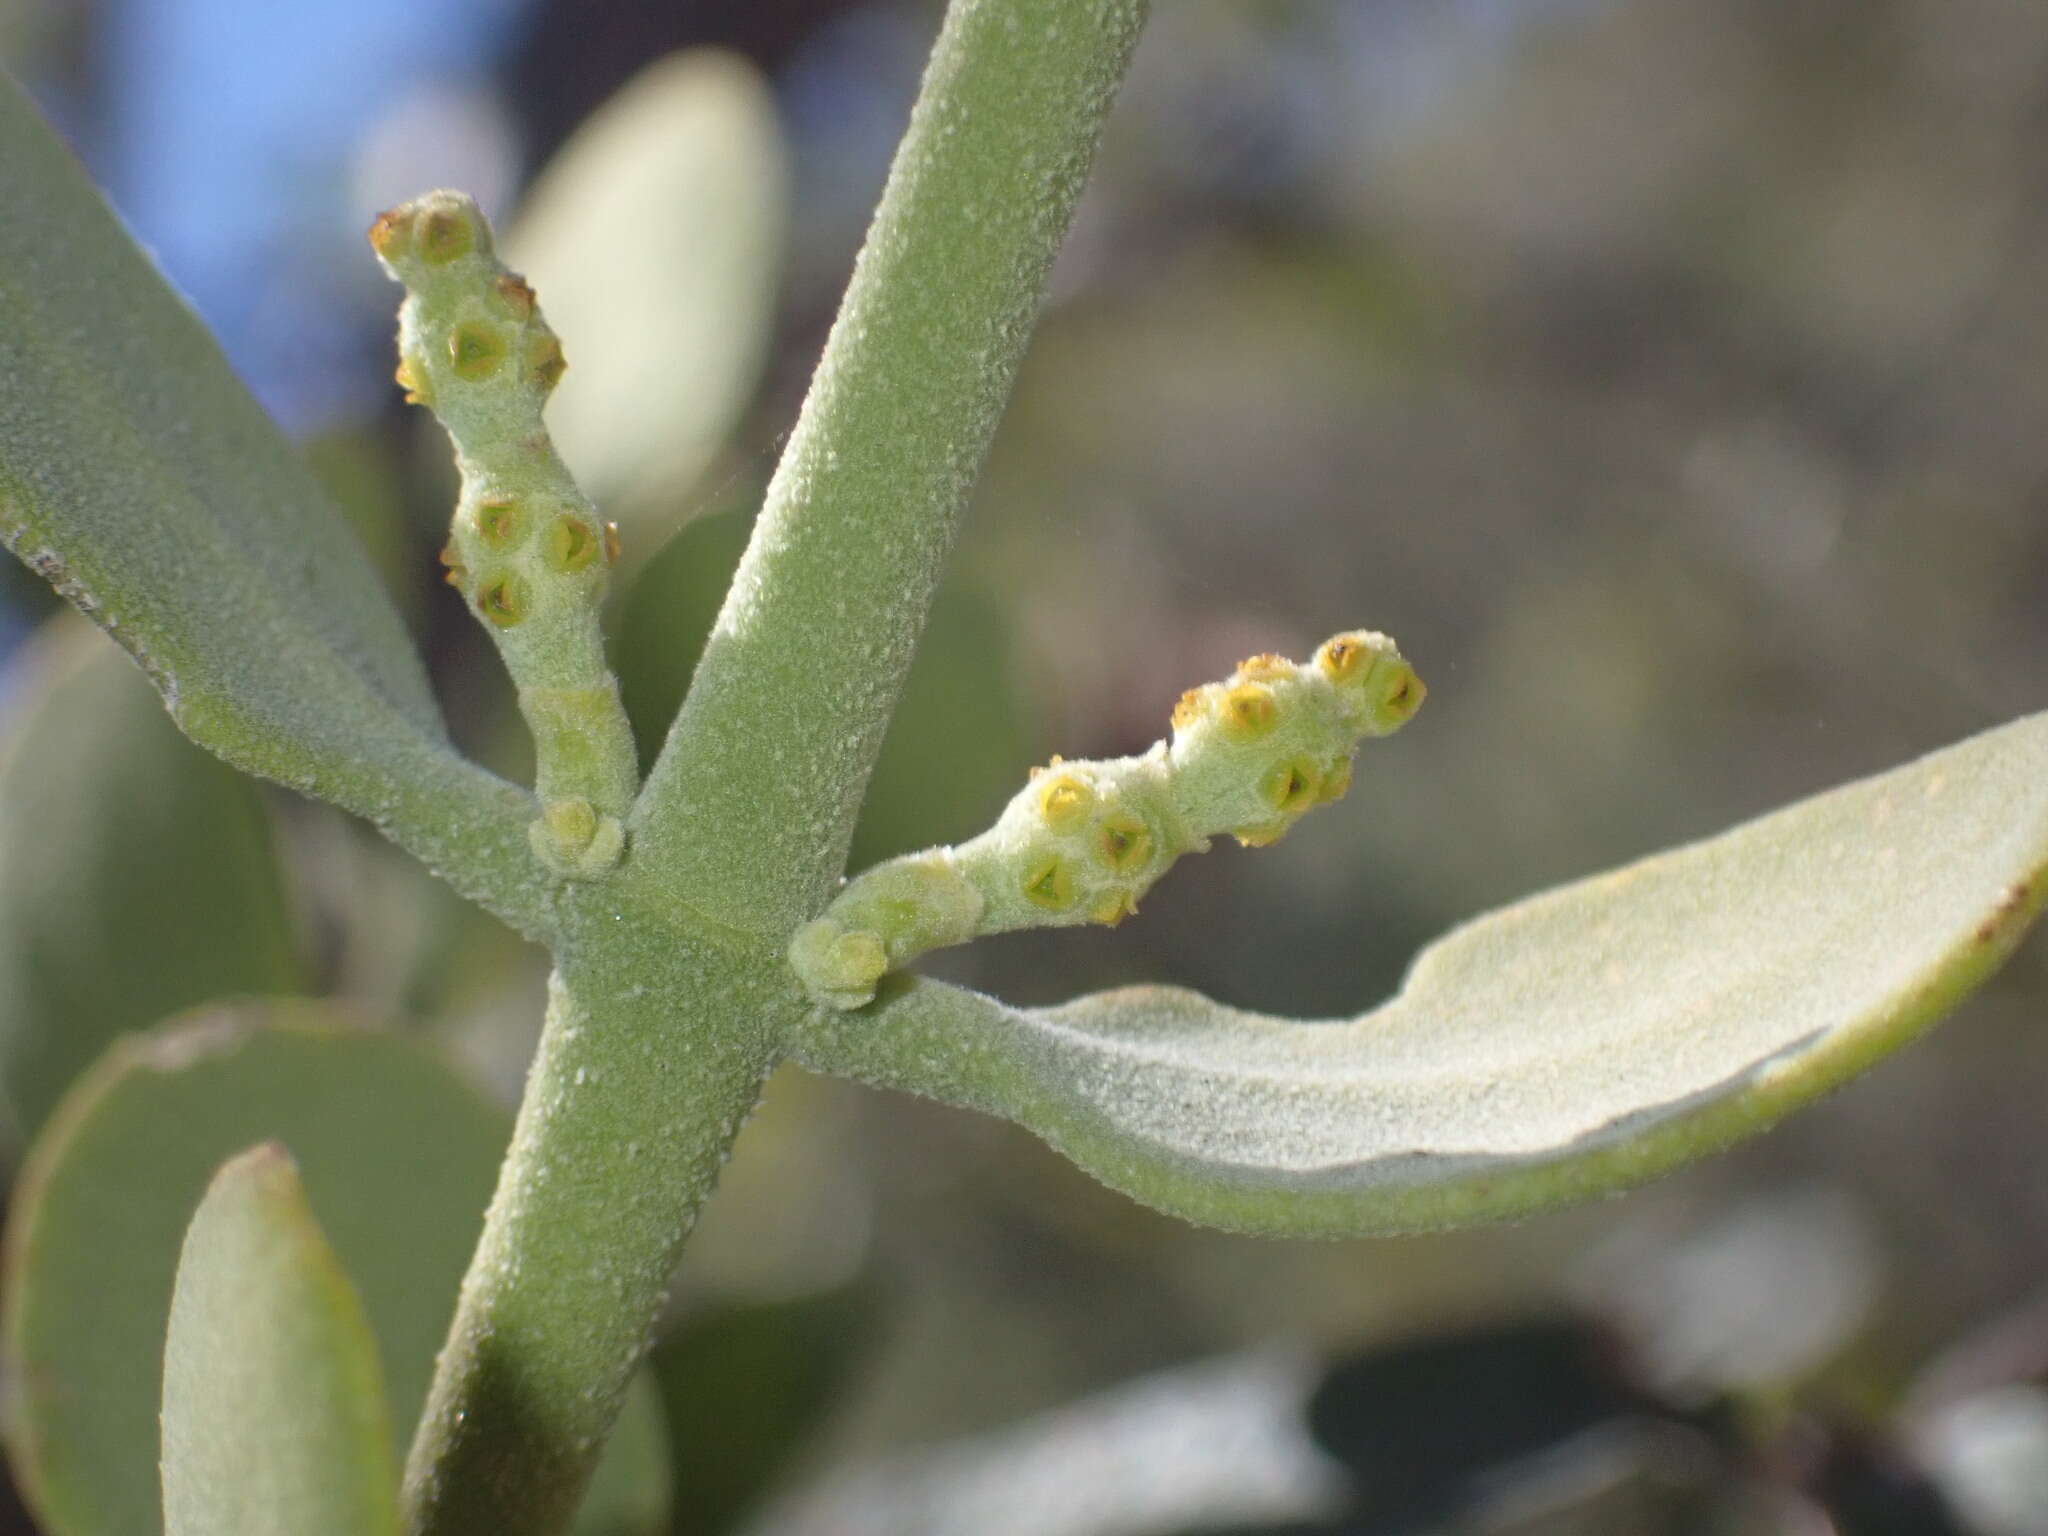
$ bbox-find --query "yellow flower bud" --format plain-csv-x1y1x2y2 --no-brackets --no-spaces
1021,853,1078,911
1217,683,1278,741
1095,810,1153,873
1039,773,1094,827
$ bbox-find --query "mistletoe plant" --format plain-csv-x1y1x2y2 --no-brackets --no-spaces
0,2,2045,1533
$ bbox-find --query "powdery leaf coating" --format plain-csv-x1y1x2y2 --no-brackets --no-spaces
793,710,2048,1236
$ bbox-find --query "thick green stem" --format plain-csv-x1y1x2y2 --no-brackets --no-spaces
399,916,784,1535
401,4,1149,1527
634,0,1151,936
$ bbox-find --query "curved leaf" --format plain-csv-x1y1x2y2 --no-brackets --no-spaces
507,48,785,542
0,618,299,1146
792,712,2048,1236
162,1144,398,1536
0,1004,669,1535
0,76,545,934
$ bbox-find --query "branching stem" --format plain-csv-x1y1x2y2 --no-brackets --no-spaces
400,923,779,1535
399,2,1150,1528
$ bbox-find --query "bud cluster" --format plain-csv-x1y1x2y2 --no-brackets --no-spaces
372,192,637,877
791,630,1424,1008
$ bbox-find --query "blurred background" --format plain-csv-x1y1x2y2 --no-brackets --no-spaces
5,0,2048,1530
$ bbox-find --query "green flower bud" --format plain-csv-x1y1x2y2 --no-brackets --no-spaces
790,629,1424,1009
1021,852,1079,910
1317,630,1426,735
544,514,603,573
475,572,530,627
788,921,891,1012
371,189,638,881
474,497,524,550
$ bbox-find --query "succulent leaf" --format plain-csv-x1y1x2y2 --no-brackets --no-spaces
160,1145,399,1536
792,710,2048,1234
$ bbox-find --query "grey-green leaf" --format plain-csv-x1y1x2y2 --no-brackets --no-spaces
793,711,2048,1237
506,48,785,542
0,76,545,935
1,1004,670,1535
161,1143,398,1536
0,618,299,1147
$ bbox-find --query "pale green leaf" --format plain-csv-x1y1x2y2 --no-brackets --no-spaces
507,48,785,543
793,712,2048,1236
0,75,545,935
161,1143,398,1536
0,617,300,1146
0,1004,670,1535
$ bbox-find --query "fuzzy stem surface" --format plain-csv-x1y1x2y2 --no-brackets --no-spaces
399,918,782,1535
401,4,1149,1526
634,0,1151,936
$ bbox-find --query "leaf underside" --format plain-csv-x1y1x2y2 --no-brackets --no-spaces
793,711,2048,1236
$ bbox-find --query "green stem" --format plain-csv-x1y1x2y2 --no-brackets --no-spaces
399,916,783,1535
400,4,1149,1527
633,0,1151,936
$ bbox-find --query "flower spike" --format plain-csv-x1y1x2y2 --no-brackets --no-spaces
371,191,636,877
791,630,1423,1008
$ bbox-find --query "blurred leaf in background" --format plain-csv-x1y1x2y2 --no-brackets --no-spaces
0,620,300,1151
652,1285,872,1536
509,48,787,550
0,1005,668,1536
160,1143,399,1536
617,505,1023,869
